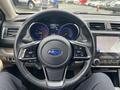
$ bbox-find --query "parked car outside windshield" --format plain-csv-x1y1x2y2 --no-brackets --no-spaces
11,0,120,15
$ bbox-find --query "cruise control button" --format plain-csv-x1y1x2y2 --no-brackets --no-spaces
76,50,82,54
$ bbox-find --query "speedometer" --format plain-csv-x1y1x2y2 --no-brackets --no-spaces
58,23,79,40
29,23,49,40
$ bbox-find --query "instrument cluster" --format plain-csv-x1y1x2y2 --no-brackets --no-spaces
29,22,80,41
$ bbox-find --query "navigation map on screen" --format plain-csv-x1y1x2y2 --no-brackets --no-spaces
97,36,120,53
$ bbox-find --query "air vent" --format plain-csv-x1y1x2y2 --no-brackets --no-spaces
89,22,105,30
111,23,120,31
2,27,19,39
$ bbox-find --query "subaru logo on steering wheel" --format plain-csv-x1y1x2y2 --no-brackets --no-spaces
48,49,62,56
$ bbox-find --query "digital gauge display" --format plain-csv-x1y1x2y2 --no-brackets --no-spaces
58,23,79,40
29,23,49,40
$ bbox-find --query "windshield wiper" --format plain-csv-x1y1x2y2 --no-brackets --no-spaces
73,11,120,16
73,12,89,14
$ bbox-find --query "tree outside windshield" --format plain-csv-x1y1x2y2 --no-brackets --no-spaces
11,0,120,14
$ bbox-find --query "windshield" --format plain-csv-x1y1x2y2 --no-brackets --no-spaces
11,0,120,15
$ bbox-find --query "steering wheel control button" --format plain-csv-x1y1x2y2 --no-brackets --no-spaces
74,47,87,57
73,44,90,61
18,44,38,62
25,46,37,58
38,35,72,68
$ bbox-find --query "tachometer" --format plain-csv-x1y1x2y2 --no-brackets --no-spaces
58,23,79,40
29,23,49,40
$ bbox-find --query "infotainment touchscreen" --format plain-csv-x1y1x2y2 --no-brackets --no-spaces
96,36,120,53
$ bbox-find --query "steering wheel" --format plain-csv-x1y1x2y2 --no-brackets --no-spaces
14,10,95,89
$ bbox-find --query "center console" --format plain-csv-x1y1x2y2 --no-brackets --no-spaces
93,35,120,67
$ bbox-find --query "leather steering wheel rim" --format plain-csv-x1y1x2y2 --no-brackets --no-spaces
14,10,95,89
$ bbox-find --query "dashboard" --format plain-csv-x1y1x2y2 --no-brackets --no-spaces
1,13,120,68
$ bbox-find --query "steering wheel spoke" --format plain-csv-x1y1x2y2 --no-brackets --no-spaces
20,41,40,49
42,65,68,87
18,41,40,63
70,40,91,61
